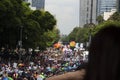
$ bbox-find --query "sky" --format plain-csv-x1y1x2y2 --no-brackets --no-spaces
45,0,79,35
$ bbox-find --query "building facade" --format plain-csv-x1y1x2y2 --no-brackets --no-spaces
32,0,45,10
79,0,97,27
24,0,45,10
117,0,120,12
103,9,116,20
97,0,117,16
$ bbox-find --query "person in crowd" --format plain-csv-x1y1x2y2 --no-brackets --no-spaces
46,23,120,80
45,62,86,80
46,69,85,80
83,23,120,80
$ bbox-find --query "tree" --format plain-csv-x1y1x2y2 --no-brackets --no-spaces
76,27,89,43
60,35,69,43
96,15,104,24
68,27,79,41
0,0,26,48
42,27,60,48
26,10,57,49
108,12,120,21
0,0,58,50
29,10,56,32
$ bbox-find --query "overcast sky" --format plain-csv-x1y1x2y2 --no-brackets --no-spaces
45,0,79,35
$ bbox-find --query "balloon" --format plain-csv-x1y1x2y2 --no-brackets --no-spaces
70,41,76,47
54,43,61,48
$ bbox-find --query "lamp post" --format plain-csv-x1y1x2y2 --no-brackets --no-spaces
79,0,81,27
90,0,93,24
86,0,94,49
18,26,23,61
18,26,23,48
20,26,23,48
89,0,93,45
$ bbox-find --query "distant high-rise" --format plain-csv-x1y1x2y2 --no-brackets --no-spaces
117,0,120,12
79,0,97,27
24,0,45,10
97,0,117,16
32,0,45,10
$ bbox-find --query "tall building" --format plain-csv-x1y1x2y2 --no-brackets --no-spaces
79,0,97,27
32,0,45,10
24,0,45,10
97,0,117,16
117,0,120,12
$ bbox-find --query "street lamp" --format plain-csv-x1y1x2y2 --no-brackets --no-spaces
90,0,93,24
18,26,23,48
88,0,93,47
18,26,23,61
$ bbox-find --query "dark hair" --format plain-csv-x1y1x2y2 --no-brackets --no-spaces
84,24,120,80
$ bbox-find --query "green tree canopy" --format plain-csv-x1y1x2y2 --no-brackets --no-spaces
0,0,58,50
108,12,120,21
96,15,104,24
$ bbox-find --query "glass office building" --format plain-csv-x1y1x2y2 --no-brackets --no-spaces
32,0,45,10
97,0,117,16
79,0,97,27
117,0,120,12
24,0,45,10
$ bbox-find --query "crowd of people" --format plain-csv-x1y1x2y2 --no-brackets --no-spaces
46,23,120,80
0,22,120,80
0,45,88,80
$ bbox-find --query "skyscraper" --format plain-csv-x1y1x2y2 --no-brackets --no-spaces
79,0,97,27
117,0,120,12
32,0,45,10
97,0,117,16
24,0,45,10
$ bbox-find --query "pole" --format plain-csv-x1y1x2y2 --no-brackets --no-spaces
79,0,81,27
88,0,93,48
90,0,93,24
20,26,23,48
18,26,23,62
